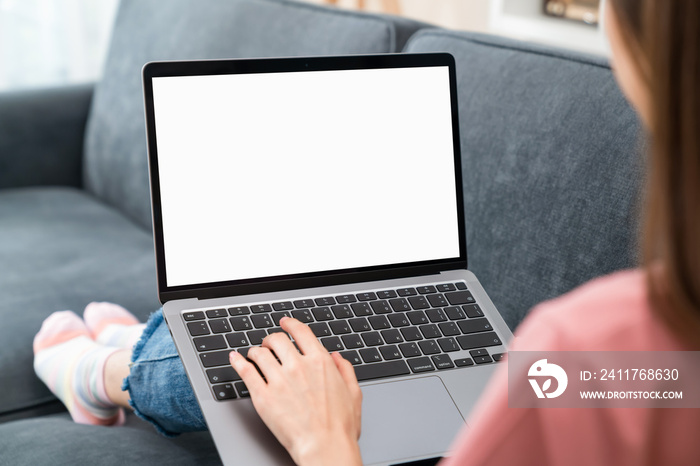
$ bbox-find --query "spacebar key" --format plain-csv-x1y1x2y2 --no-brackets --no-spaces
354,360,410,381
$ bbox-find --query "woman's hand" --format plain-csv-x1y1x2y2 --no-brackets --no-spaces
229,317,363,466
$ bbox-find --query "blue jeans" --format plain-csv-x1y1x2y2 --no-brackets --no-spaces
122,309,207,436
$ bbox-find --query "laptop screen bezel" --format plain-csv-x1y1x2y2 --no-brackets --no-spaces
142,53,467,303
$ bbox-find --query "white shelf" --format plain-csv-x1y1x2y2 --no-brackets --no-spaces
489,0,609,57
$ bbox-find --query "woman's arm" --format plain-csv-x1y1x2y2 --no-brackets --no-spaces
229,317,363,466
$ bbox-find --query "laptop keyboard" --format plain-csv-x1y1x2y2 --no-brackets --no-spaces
182,282,506,401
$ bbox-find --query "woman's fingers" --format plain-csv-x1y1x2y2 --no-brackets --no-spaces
280,317,326,355
246,346,281,381
262,331,299,364
331,352,360,389
230,351,266,393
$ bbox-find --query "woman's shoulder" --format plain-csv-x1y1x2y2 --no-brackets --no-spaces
512,269,681,351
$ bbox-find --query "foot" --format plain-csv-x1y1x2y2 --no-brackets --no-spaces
84,302,145,349
33,311,125,426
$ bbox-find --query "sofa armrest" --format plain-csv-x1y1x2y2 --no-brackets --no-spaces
0,84,93,189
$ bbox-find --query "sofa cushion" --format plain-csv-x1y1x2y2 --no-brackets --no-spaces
0,413,221,466
0,187,160,422
84,0,430,229
404,31,643,329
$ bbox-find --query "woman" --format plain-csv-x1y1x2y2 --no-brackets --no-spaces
33,0,700,463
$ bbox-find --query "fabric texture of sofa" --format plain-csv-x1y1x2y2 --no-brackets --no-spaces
0,0,641,464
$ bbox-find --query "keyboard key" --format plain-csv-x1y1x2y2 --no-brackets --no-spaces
418,340,440,355
272,302,294,311
351,303,372,316
417,286,437,294
419,324,441,339
381,329,404,344
228,306,250,316
357,292,377,301
445,306,466,320
399,342,421,358
235,381,250,397
400,327,422,342
200,350,232,368
474,355,493,364
407,296,430,310
183,311,205,321
426,308,448,323
312,307,333,321
469,349,489,358
315,297,336,306
293,299,315,309
237,347,251,358
437,337,460,352
361,332,383,347
206,309,228,318
271,311,291,326
341,334,364,349
457,332,502,350
377,290,397,299
370,300,392,314
368,315,390,330
397,287,417,297
455,282,468,290
213,383,237,401
388,298,411,312
445,290,476,305
462,304,485,318
291,309,313,323
329,320,351,335
359,347,382,363
349,318,371,333
431,354,455,370
493,353,507,362
407,357,435,373
309,322,331,337
225,332,249,348
251,314,273,329
267,328,286,336
206,366,241,383
339,350,362,365
247,329,268,345
335,294,357,304
379,345,402,360
407,310,428,325
230,316,252,331
187,321,210,337
436,283,456,292
193,335,227,352
439,322,461,336
250,304,272,314
354,360,410,381
321,337,344,352
454,358,474,367
388,313,410,327
458,318,493,334
331,304,353,319
426,294,448,307
209,318,231,334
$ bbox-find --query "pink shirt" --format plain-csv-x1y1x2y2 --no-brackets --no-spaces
442,269,699,466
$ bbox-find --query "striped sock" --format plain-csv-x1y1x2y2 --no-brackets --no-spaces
33,311,125,426
84,302,145,349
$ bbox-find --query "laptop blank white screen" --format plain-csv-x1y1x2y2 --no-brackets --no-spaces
152,66,461,288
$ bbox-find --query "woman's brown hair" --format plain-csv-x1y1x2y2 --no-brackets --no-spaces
609,0,700,346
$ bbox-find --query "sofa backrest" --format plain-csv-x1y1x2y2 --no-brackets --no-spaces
404,30,643,329
83,0,429,229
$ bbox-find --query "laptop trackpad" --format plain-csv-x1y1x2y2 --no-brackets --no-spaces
358,376,465,465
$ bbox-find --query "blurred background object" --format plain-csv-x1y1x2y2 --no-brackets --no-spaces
543,0,600,26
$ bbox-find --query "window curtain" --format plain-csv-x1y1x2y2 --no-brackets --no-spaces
0,0,118,91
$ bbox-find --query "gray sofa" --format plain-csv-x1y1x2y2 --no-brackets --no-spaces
0,0,641,464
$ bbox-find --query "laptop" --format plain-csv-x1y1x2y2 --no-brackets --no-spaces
142,53,513,466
